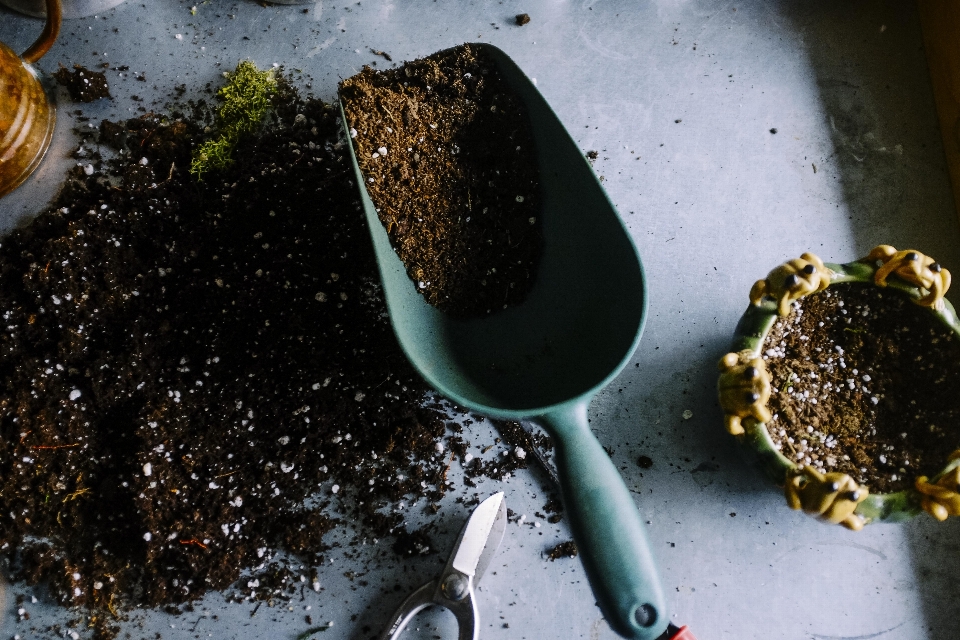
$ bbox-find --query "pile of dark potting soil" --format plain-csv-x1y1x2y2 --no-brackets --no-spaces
763,283,960,493
339,43,543,319
0,74,545,638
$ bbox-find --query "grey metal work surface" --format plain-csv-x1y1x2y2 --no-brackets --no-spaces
2,1,960,639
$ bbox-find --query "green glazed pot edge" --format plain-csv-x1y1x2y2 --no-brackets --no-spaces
729,258,960,524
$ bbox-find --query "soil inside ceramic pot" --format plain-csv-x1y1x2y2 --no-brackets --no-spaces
763,283,960,493
0,73,549,639
338,44,542,319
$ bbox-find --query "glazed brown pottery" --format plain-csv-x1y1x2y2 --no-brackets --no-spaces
0,0,60,197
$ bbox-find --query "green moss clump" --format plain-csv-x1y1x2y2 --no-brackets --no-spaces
190,61,277,181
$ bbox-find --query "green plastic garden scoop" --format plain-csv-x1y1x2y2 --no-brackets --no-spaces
339,43,666,640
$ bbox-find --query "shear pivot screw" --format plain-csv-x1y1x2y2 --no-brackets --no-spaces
441,574,468,601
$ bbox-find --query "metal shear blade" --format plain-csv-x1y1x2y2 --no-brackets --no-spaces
379,492,507,640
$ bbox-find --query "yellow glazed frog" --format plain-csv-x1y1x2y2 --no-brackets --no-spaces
717,350,772,436
749,253,832,317
785,466,869,531
864,245,951,311
915,450,960,521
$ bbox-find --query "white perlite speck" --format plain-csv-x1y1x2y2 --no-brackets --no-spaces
143,463,152,477
682,409,694,420
143,532,152,541
69,389,81,401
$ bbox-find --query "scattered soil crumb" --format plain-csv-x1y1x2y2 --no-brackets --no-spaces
54,64,111,102
515,13,531,26
636,455,653,469
546,541,577,561
339,44,542,318
462,420,554,484
763,283,960,493
391,527,435,557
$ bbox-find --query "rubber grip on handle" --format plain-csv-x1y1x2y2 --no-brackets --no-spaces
539,401,667,640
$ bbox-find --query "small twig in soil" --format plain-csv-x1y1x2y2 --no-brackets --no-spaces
783,439,798,457
63,487,91,503
441,453,453,484
370,49,393,62
106,594,120,618
179,539,208,549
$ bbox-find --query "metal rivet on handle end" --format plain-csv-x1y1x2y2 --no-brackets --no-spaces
633,603,657,628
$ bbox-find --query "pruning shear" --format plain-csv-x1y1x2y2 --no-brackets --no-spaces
378,492,507,640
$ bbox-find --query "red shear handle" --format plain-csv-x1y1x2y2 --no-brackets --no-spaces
663,624,698,640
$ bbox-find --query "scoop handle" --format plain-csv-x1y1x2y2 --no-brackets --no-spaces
537,401,667,640
21,0,61,64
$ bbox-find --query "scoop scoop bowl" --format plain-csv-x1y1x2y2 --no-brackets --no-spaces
339,43,666,639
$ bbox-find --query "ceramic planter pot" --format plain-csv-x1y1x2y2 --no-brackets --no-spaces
0,0,125,19
719,245,960,529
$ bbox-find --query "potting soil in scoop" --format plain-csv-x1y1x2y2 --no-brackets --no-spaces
0,72,543,638
763,283,960,493
339,44,543,319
